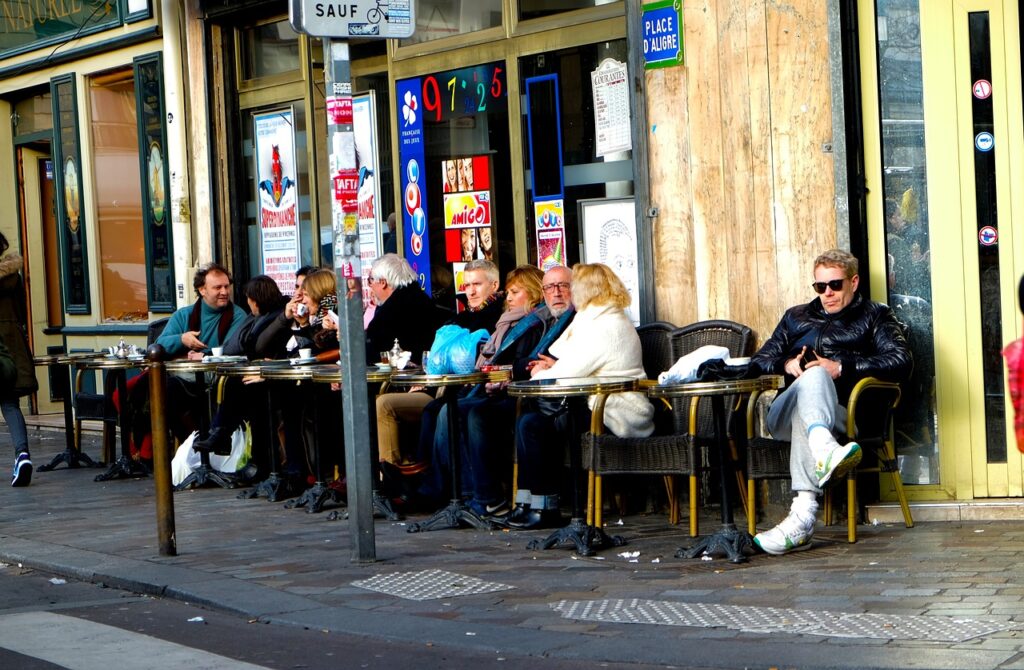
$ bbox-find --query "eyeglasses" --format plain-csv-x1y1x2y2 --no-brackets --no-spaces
811,279,846,294
542,282,571,293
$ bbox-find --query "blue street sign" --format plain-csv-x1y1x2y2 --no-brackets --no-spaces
642,0,684,70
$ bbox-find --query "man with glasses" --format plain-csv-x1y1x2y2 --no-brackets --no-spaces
750,249,911,555
365,254,444,366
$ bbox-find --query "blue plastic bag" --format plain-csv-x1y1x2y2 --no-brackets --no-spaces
426,325,488,374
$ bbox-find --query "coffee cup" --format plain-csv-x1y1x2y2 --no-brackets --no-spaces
211,347,224,357
299,347,313,359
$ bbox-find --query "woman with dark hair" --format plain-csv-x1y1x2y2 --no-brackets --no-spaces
222,275,288,358
0,232,37,486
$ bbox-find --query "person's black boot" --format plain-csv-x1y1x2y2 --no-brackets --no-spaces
503,503,531,527
193,427,233,455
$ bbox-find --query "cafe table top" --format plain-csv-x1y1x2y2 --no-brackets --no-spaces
507,375,638,397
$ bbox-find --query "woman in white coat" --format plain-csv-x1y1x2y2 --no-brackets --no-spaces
508,263,654,529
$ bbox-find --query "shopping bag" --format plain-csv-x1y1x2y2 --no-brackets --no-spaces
170,424,252,486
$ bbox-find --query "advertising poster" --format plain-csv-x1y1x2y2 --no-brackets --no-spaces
396,77,430,292
441,155,494,276
353,92,381,310
534,198,566,270
591,58,632,157
581,197,640,325
254,109,299,295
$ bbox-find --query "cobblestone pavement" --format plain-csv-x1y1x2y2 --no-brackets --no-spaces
2,429,1024,669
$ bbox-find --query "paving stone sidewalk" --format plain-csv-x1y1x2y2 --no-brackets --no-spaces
2,429,1024,670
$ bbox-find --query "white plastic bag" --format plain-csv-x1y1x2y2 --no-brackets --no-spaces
658,345,731,385
170,424,252,486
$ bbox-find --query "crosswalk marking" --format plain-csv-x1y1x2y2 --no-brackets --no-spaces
0,612,271,670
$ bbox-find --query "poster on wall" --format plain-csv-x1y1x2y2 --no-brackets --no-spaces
353,91,381,310
534,198,566,270
254,109,300,295
442,156,494,295
396,77,431,293
580,197,640,325
591,58,632,158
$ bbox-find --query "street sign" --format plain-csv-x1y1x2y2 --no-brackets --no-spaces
289,0,415,39
642,0,684,70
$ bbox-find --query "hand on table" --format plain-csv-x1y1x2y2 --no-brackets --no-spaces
181,331,206,351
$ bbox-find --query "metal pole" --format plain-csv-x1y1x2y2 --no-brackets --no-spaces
147,344,176,556
323,39,376,563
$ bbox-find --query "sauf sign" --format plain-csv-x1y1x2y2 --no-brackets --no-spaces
289,0,415,38
641,0,684,70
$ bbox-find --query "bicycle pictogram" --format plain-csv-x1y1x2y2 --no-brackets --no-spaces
367,0,389,24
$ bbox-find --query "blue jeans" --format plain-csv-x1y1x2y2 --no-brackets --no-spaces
464,395,516,503
1,399,29,455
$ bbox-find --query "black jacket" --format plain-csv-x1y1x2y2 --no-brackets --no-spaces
366,283,447,365
223,307,287,359
752,293,912,403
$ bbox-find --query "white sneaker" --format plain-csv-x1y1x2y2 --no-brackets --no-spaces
815,441,862,488
753,511,815,555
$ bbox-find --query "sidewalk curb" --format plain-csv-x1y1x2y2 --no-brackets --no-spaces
1,534,1013,670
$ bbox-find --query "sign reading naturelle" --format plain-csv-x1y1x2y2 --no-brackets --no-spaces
0,0,125,58
289,0,415,38
642,0,684,70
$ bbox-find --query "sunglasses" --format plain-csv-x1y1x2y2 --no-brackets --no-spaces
811,279,846,294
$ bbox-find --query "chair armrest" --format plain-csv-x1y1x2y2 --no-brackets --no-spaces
846,377,901,441
590,393,610,436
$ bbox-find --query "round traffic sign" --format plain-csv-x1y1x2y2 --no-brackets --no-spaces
975,132,994,152
979,226,998,246
973,79,992,99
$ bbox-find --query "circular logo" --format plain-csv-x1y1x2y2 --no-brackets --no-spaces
404,182,421,215
411,207,426,236
973,79,992,99
410,233,423,256
406,159,420,184
975,132,994,152
979,225,998,246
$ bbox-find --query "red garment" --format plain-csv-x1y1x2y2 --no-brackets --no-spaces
1003,338,1024,454
111,373,153,460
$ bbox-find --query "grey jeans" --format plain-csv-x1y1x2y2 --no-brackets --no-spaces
766,366,847,494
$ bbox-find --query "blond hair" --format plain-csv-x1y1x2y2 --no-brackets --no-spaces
505,264,544,307
570,263,630,310
814,249,859,278
301,269,337,303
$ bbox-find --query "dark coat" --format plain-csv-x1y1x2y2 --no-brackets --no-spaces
223,307,287,359
0,253,37,401
752,292,912,404
365,283,447,365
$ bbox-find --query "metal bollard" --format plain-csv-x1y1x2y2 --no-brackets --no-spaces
147,344,176,556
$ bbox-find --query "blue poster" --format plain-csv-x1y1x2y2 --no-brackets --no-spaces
396,77,431,293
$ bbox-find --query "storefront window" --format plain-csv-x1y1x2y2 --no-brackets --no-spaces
519,41,636,318
12,90,52,136
518,0,609,21
400,0,502,45
875,0,938,484
88,69,147,322
241,102,313,290
240,19,300,80
395,62,512,309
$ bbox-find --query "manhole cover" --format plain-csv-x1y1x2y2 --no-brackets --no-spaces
353,569,513,601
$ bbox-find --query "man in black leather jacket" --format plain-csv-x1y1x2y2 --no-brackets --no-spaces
750,249,911,555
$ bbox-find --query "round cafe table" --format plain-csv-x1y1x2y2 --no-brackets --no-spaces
391,369,511,533
33,352,106,471
311,364,400,520
508,376,638,556
648,375,784,563
78,356,151,482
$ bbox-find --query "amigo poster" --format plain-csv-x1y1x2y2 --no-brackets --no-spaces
254,109,299,295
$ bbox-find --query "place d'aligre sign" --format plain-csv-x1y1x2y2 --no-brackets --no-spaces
289,0,415,39
642,0,684,70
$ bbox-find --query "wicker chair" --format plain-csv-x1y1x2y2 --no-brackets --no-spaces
583,319,755,535
745,376,914,542
669,320,755,536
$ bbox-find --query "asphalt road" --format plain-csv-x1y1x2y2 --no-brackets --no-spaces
0,563,687,670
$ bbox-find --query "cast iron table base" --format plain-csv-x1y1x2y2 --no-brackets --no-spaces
40,448,102,472
406,500,494,533
94,455,149,481
174,463,241,491
237,471,296,502
526,517,626,557
675,523,755,564
285,481,341,513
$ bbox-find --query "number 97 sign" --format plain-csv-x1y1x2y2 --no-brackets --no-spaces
289,0,415,39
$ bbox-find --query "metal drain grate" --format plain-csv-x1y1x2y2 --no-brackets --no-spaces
352,569,514,601
552,599,1018,642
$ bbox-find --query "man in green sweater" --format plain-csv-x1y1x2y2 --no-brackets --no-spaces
151,263,247,444
157,263,247,359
